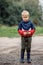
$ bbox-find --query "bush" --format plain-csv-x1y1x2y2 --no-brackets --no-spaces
0,0,42,26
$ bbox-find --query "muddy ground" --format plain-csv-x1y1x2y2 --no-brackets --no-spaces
0,36,43,65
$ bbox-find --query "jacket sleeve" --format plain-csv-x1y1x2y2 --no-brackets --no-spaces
18,30,24,36
28,29,35,36
18,22,25,36
27,22,36,36
31,22,36,36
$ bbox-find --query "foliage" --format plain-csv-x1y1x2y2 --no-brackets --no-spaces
0,0,42,26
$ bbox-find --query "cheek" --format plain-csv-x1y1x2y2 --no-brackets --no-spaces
27,18,29,20
25,18,29,20
22,18,26,20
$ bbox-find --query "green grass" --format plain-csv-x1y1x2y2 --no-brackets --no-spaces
0,26,19,37
0,26,43,37
35,26,43,36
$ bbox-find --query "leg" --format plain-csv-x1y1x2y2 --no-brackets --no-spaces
20,49,25,63
27,48,31,63
20,37,25,63
26,37,32,63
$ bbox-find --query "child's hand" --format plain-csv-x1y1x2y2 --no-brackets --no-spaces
23,32,27,35
27,31,31,34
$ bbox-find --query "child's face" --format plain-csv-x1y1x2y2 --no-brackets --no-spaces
22,13,30,22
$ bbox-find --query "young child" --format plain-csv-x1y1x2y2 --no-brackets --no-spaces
18,10,35,63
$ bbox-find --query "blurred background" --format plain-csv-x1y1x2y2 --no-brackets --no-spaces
0,0,43,37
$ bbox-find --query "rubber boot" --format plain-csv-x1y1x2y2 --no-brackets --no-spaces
27,52,31,63
20,49,25,63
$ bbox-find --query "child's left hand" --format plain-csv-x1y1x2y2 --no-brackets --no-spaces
27,31,31,34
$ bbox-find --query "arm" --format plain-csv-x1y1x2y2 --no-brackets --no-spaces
27,23,36,36
31,22,36,36
18,29,24,36
18,22,23,36
18,22,27,36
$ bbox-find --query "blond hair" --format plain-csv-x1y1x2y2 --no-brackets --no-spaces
21,10,30,16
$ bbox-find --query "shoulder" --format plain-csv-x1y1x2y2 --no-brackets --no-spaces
19,21,23,24
18,21,23,26
28,20,32,24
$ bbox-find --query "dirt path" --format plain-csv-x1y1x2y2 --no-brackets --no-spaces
0,36,43,65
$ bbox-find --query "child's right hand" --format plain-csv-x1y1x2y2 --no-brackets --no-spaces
23,32,27,35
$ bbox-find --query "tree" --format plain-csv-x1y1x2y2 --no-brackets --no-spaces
0,0,42,26
0,0,9,25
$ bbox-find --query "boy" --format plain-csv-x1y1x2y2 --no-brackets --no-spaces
18,10,35,63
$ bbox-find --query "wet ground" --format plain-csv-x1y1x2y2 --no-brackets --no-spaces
0,36,43,65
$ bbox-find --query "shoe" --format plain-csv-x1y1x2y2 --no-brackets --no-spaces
20,49,25,63
20,59,24,63
27,59,31,63
27,52,31,63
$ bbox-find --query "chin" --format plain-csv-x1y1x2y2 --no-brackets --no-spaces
24,20,28,22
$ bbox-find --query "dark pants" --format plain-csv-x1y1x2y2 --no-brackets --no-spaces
21,36,32,60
